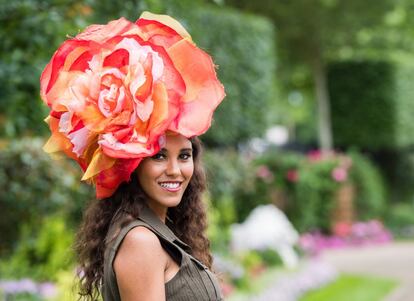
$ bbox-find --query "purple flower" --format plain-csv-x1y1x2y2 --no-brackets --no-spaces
0,278,58,298
38,282,58,298
0,279,37,295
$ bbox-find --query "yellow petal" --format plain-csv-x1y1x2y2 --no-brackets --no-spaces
43,133,72,153
139,11,191,40
81,148,116,181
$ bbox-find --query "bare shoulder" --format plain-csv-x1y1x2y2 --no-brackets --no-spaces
121,226,163,252
114,226,166,266
113,226,167,301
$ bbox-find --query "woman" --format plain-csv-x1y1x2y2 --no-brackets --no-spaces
40,12,225,300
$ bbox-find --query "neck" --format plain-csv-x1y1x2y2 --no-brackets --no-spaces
146,202,168,223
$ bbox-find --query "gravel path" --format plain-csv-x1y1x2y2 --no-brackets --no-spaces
320,241,414,301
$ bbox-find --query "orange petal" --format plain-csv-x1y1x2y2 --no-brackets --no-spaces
41,40,90,96
167,39,225,136
144,43,185,105
148,82,172,138
168,39,224,103
78,105,108,132
75,17,138,43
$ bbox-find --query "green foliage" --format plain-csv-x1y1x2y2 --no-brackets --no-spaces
385,203,414,236
246,150,345,232
347,151,387,220
394,64,414,147
372,149,414,203
206,148,373,233
180,6,276,146
233,251,264,290
0,0,88,137
0,137,92,256
292,157,341,232
329,60,414,150
328,61,396,150
203,149,249,224
51,269,81,301
300,274,397,301
255,249,282,267
0,215,75,281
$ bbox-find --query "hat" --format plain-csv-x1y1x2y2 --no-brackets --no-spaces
40,12,225,198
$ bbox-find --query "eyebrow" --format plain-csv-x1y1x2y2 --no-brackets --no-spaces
159,147,193,152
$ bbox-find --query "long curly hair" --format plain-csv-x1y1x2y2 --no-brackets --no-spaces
74,137,211,301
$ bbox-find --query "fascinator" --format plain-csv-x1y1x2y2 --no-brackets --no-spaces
40,12,225,198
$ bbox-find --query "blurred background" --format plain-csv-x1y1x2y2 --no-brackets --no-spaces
1,0,414,300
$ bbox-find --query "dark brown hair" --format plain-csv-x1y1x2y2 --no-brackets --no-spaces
74,137,211,300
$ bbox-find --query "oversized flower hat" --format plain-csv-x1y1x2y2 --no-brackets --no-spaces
40,12,225,199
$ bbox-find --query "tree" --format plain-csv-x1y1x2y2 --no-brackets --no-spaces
223,0,394,150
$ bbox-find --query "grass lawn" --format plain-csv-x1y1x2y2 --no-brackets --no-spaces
300,274,398,301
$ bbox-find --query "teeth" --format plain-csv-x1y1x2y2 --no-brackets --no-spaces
160,182,180,189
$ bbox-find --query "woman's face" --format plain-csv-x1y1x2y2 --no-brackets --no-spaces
137,134,194,214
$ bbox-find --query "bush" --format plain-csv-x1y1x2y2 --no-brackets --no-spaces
348,150,388,220
203,149,250,227
0,215,75,281
0,137,92,256
247,150,348,232
385,203,414,237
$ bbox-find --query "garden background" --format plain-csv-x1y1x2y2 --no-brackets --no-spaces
1,0,414,300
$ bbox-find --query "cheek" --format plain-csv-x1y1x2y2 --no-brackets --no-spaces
136,162,161,189
183,162,194,180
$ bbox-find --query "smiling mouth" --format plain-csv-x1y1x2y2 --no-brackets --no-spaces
158,181,182,192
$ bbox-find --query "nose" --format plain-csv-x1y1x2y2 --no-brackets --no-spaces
166,158,181,176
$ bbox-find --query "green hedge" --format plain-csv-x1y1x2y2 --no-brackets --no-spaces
328,61,396,150
328,61,414,202
394,65,414,147
328,60,414,150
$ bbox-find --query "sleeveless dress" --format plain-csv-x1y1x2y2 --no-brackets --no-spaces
102,205,224,301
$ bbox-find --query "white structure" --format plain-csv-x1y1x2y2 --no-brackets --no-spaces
230,204,299,269
265,125,289,146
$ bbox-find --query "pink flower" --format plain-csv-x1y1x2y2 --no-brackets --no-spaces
256,165,274,182
286,169,299,182
331,167,348,182
307,150,322,162
332,222,352,237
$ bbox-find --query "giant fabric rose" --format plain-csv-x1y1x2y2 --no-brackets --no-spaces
40,12,225,198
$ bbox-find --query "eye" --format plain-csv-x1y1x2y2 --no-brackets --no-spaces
179,152,192,160
151,152,166,161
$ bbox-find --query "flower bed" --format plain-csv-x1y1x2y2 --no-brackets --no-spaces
299,220,393,255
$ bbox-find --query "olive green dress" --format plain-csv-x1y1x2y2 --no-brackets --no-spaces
102,205,223,301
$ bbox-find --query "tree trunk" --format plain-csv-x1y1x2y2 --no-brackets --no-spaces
311,56,333,151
